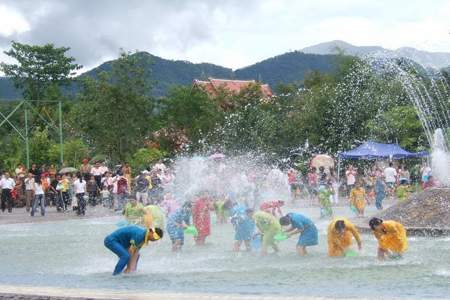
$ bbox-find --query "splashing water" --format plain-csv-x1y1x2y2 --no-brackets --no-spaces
431,129,450,186
165,154,290,208
362,56,450,186
365,56,450,144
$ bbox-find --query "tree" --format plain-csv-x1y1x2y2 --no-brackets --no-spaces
366,106,427,150
129,148,166,172
28,127,52,165
48,139,90,168
0,136,24,172
160,85,222,150
72,51,154,162
0,41,81,100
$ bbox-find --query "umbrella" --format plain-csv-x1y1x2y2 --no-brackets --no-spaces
310,154,334,169
59,167,78,174
89,154,108,164
209,153,226,160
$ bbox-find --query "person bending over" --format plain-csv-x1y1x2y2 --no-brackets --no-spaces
104,225,163,275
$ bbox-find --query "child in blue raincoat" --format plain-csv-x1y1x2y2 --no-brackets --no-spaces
166,202,192,252
228,201,255,252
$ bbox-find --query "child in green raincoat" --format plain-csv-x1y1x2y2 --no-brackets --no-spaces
213,198,228,224
318,185,333,218
248,210,281,256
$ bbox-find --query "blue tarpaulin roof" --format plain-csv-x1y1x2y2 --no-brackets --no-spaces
339,141,428,160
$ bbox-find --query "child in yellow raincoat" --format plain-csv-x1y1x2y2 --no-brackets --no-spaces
349,181,366,217
369,217,408,260
327,218,362,257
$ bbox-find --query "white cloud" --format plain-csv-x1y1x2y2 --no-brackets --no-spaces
0,4,30,36
0,0,449,70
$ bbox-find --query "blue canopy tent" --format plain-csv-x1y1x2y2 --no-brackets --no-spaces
337,141,428,178
339,141,428,160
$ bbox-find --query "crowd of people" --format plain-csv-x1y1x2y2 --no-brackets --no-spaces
0,158,432,222
0,157,414,276
0,159,172,217
285,160,434,219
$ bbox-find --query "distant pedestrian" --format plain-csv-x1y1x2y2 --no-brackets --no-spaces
86,175,99,206
0,172,15,213
91,162,104,190
31,176,45,216
115,173,128,211
29,163,39,177
345,165,357,195
24,172,35,212
375,177,386,210
383,163,397,197
135,172,150,205
399,165,410,185
74,173,87,216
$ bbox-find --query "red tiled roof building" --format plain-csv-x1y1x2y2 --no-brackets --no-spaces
193,78,273,98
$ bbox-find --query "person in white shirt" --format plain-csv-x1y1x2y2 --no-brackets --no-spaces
91,162,106,192
24,172,35,212
73,173,87,216
31,176,45,217
345,165,357,196
0,172,16,213
383,162,397,196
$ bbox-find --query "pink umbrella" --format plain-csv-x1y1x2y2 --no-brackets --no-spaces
209,153,226,160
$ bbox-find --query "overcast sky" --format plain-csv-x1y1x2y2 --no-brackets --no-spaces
0,0,449,71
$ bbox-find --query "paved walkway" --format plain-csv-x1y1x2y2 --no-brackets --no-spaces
0,205,117,225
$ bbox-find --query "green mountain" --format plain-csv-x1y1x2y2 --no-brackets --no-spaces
234,51,336,86
82,52,234,97
0,77,22,100
0,51,337,100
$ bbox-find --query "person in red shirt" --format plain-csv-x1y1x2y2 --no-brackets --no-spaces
259,200,285,217
192,192,214,246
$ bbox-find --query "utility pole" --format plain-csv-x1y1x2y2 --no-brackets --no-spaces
24,106,30,169
58,101,64,166
0,99,65,169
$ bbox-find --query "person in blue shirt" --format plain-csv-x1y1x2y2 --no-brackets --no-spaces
375,177,386,210
167,202,192,252
104,225,163,275
227,201,255,252
279,213,318,256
